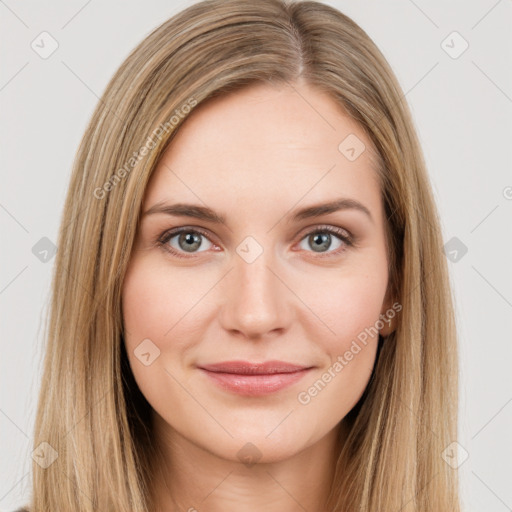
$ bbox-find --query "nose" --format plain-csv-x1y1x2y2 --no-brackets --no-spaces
218,246,294,340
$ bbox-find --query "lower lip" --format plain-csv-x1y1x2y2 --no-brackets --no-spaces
199,368,312,396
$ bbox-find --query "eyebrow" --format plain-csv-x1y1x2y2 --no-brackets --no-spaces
142,198,373,225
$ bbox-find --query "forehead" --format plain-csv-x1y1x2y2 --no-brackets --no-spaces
143,82,382,223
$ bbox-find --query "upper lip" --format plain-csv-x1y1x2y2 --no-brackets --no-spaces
198,360,313,375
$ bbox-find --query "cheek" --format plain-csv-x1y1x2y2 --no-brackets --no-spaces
121,259,201,408
294,258,387,410
122,259,208,349
293,275,384,420
303,266,387,346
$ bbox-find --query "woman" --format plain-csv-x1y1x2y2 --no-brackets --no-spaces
18,0,461,510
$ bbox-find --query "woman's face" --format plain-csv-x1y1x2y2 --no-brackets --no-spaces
122,81,393,464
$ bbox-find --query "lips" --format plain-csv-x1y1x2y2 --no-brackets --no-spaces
199,360,310,374
198,360,313,396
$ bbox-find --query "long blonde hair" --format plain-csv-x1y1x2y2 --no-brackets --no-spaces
24,0,460,510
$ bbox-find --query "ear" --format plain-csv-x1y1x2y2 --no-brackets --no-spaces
379,290,398,338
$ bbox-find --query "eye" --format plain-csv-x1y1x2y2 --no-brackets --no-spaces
296,226,353,256
158,227,216,258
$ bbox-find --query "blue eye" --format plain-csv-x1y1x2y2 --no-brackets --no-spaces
157,225,353,259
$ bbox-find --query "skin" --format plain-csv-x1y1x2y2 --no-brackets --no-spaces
121,80,394,512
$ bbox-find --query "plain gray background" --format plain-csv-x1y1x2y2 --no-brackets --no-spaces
1,0,511,510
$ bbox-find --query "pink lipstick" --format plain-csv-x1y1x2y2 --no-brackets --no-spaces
198,360,313,396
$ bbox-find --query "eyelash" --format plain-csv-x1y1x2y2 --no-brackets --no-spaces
156,225,354,260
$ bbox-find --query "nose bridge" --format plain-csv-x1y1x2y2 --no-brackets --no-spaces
219,238,291,338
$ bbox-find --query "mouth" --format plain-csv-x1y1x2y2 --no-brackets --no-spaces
197,360,314,396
